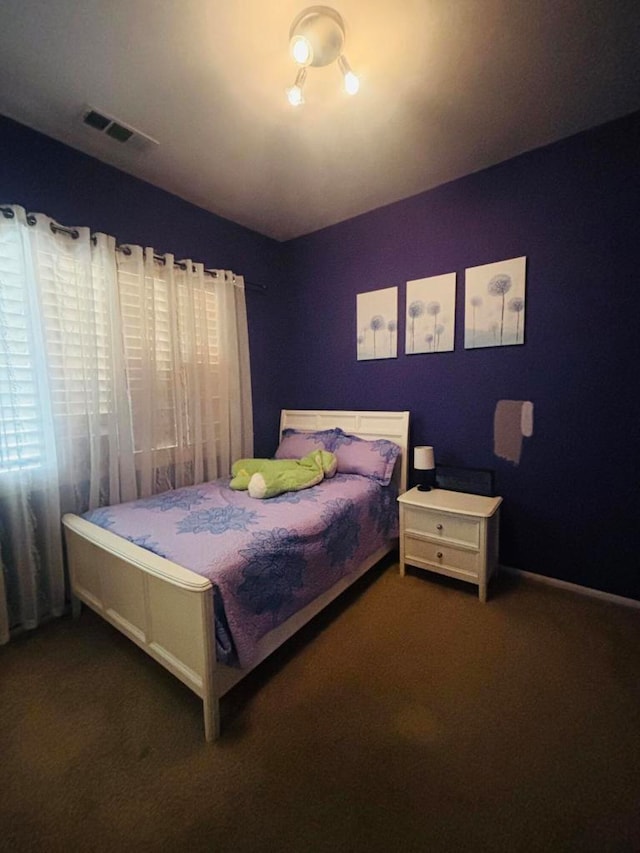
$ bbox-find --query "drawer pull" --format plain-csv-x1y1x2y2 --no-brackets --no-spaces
437,551,443,559
436,523,443,531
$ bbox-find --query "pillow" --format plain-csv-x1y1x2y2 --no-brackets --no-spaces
332,429,401,486
275,428,337,459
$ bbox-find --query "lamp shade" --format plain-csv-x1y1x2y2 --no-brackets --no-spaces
414,445,435,471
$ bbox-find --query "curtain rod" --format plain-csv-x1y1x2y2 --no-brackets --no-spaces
0,206,266,293
114,245,267,293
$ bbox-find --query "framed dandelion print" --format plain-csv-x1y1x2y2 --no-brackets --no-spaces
356,286,398,361
465,256,526,349
405,273,456,354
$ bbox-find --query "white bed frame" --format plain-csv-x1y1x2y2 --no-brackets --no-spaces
62,409,409,740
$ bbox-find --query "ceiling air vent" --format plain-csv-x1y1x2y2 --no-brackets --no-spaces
81,107,158,151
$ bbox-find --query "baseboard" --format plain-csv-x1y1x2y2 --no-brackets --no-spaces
500,565,640,611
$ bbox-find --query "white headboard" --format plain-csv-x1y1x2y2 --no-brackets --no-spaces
279,409,410,493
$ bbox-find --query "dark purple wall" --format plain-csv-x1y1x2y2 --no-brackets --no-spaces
0,114,289,448
280,111,640,600
3,111,639,599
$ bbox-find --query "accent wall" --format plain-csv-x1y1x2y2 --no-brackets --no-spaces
280,110,640,600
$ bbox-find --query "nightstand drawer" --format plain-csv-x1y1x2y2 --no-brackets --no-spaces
404,535,480,577
404,507,480,548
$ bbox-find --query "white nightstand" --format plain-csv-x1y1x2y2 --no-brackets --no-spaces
397,487,502,601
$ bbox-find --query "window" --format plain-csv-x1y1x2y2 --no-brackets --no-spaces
0,223,44,474
0,227,117,474
117,253,220,453
0,252,45,473
0,209,251,490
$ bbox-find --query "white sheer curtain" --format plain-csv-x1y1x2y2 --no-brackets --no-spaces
0,205,253,642
117,247,252,494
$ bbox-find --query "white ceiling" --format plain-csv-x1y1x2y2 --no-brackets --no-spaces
1,1,640,241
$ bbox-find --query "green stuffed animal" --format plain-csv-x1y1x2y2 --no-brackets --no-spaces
230,450,337,499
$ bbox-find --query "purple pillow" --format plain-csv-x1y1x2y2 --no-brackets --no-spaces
332,429,401,485
275,428,337,459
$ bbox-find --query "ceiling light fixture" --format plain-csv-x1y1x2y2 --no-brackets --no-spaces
286,6,359,106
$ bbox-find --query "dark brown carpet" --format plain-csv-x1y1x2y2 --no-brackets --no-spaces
2,559,640,853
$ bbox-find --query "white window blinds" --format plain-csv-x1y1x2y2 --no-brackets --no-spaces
116,247,220,460
0,223,45,473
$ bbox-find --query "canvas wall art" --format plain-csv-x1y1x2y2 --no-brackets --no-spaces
464,256,527,349
356,286,398,360
405,273,456,354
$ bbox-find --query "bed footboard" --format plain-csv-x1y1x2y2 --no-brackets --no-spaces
62,514,220,741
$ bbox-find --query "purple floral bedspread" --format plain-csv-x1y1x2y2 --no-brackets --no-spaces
83,473,398,668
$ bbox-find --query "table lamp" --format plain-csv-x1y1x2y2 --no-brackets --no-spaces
414,445,435,491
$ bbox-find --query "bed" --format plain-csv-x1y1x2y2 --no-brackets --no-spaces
62,409,410,740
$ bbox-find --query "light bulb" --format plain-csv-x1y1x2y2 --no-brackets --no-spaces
338,55,360,96
290,35,312,66
344,71,359,95
286,85,304,107
286,68,306,107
